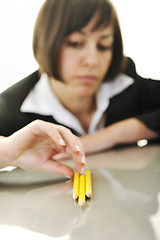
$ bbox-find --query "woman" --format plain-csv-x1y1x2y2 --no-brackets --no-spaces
0,0,160,158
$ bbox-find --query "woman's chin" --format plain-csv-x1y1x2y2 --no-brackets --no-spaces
74,85,97,98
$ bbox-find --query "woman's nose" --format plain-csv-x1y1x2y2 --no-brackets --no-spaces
82,44,99,67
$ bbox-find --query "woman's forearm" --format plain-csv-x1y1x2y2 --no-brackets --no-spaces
80,118,158,155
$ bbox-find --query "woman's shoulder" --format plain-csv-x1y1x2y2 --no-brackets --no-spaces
124,57,160,81
123,57,137,79
0,71,40,107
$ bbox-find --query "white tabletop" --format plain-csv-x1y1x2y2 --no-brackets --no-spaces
0,144,160,240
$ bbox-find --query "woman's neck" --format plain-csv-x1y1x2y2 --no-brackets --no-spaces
49,78,96,132
50,78,96,115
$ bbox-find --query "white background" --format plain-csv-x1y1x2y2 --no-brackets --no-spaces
0,0,160,93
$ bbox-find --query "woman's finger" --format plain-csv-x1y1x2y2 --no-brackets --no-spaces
38,158,74,178
57,126,86,165
29,120,67,151
53,152,70,161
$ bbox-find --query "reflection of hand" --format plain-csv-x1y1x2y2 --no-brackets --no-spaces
11,181,85,237
0,176,91,238
0,120,86,177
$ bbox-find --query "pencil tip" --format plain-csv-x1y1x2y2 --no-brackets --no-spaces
78,199,85,207
72,193,78,200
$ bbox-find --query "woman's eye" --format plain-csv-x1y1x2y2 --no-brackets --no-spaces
98,45,112,51
67,41,82,48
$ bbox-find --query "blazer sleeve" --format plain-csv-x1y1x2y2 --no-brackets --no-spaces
0,95,14,136
135,77,160,135
124,57,160,135
0,71,40,136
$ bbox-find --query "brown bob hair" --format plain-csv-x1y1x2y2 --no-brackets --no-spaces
33,0,126,81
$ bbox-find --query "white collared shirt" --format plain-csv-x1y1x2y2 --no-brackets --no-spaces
20,73,134,135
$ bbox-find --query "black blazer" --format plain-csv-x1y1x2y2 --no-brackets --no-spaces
1,58,160,138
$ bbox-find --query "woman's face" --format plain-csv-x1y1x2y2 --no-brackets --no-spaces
58,15,114,97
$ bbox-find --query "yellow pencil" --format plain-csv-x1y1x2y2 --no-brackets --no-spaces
78,174,86,206
85,169,92,198
72,172,80,200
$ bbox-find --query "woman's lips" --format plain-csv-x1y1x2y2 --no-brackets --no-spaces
76,75,97,83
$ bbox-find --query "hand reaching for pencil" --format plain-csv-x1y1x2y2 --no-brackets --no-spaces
0,120,86,178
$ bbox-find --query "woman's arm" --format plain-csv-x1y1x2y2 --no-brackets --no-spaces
0,120,86,177
80,118,158,154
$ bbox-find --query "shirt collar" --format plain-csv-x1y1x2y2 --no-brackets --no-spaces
20,73,134,135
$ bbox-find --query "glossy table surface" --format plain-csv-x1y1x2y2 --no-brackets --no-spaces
0,144,160,240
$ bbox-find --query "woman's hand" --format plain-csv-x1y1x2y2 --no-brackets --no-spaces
80,118,158,155
0,120,86,177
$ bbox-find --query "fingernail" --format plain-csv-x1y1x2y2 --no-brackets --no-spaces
66,176,72,179
81,156,86,165
59,138,66,146
76,144,81,152
53,155,60,160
